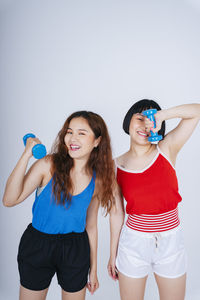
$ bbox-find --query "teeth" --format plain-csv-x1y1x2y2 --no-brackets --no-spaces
138,131,147,137
70,145,80,149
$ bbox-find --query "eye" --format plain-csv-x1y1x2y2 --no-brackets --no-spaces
79,132,85,135
66,131,72,134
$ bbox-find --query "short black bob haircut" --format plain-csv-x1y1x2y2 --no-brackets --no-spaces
123,99,166,138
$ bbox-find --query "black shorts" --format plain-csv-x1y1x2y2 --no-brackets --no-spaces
17,224,90,292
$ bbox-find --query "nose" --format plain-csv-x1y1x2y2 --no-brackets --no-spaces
139,118,147,130
69,133,79,142
140,120,147,130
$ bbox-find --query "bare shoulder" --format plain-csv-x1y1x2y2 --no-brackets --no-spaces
116,152,129,167
158,139,176,166
34,154,52,171
35,155,53,186
158,139,171,157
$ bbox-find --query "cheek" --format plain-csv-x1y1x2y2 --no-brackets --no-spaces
85,137,96,150
129,122,136,135
129,117,141,134
64,135,69,145
129,117,135,129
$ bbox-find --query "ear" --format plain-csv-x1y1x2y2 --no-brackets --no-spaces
94,136,101,148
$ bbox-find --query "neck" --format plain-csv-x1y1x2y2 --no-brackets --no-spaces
129,142,155,157
72,158,88,174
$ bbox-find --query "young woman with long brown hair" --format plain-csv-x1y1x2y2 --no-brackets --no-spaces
3,111,115,300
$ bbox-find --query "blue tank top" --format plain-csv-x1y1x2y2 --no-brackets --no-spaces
32,173,96,234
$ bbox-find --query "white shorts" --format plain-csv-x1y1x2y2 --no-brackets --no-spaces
116,225,187,278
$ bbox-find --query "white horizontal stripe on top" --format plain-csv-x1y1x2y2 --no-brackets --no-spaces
126,207,180,233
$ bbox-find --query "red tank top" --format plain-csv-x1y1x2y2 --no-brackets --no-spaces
116,147,182,215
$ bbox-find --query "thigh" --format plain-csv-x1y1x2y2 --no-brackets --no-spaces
118,271,148,300
153,228,187,279
62,287,86,300
116,226,151,278
19,285,49,300
18,225,55,291
154,273,186,300
57,231,90,293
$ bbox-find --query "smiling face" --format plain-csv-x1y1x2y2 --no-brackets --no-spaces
129,113,150,145
64,117,100,161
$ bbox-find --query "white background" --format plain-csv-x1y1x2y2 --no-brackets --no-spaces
0,0,200,299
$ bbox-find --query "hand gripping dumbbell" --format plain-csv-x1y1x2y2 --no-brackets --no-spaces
142,109,163,142
23,133,47,159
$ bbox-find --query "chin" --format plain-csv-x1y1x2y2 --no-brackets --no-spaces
131,136,149,145
69,152,90,161
136,139,150,146
68,151,80,158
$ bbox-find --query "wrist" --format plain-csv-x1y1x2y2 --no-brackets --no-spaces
110,246,118,258
90,267,97,274
157,109,167,122
22,150,32,160
109,252,117,260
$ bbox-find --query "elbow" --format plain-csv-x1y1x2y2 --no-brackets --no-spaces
86,223,97,234
120,214,125,226
110,209,125,219
2,200,11,207
2,197,16,207
194,104,200,118
110,211,125,225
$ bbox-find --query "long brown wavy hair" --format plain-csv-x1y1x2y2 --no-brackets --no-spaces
50,111,115,213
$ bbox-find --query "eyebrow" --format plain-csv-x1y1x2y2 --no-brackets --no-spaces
67,128,88,132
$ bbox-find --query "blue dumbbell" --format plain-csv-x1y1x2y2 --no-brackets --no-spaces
142,109,162,142
23,133,46,159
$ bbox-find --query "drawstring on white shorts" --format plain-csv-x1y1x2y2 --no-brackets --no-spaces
153,233,161,250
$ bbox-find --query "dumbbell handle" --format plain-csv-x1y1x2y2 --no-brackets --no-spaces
23,133,36,146
23,133,46,159
142,108,157,126
142,109,162,142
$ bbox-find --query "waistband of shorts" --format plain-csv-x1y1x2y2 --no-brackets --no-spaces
123,223,181,238
26,223,87,239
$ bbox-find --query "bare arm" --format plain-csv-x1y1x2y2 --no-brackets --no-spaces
153,103,200,162
85,193,100,294
2,137,49,207
108,183,125,280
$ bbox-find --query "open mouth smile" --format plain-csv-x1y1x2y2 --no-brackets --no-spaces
137,131,149,137
69,144,81,151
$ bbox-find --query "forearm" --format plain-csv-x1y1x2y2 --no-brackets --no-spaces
110,212,124,258
87,226,98,272
3,151,31,206
162,103,200,121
